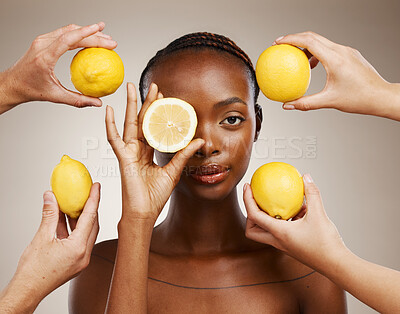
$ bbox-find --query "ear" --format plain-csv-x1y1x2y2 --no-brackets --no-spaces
254,103,263,142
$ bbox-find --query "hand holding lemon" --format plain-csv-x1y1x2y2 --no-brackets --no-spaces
0,22,117,113
105,83,204,223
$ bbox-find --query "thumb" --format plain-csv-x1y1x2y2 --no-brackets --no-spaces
282,91,330,111
164,138,205,183
38,191,60,240
57,88,103,108
303,174,325,217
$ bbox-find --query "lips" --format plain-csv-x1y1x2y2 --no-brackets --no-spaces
188,163,230,185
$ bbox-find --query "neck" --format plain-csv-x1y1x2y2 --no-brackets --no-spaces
152,187,251,256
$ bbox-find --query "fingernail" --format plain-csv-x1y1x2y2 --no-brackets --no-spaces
275,36,284,42
243,183,248,192
304,173,313,183
90,23,99,29
283,104,295,110
43,192,54,204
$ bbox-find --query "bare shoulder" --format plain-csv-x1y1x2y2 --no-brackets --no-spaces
281,254,347,313
68,239,118,314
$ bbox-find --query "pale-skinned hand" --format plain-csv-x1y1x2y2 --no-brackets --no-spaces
106,82,205,224
0,183,101,313
243,173,346,270
1,22,117,112
273,31,396,118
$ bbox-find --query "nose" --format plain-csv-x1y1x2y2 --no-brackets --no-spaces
194,123,220,158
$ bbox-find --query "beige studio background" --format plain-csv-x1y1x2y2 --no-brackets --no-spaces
0,0,399,313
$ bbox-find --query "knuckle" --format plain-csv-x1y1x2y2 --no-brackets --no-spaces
304,30,316,37
42,206,57,219
81,256,91,269
58,33,73,48
31,37,42,50
246,211,255,222
300,102,311,111
307,184,321,196
73,98,85,108
66,24,78,31
74,245,87,260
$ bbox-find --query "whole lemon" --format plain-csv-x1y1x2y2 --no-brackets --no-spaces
250,162,304,220
256,44,310,102
70,47,124,97
50,155,93,219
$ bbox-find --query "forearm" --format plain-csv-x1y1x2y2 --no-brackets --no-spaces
0,273,44,314
105,217,155,314
0,70,26,115
315,247,400,313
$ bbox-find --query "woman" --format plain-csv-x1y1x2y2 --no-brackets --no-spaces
69,32,346,313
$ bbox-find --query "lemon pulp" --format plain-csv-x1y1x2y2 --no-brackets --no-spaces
142,98,198,153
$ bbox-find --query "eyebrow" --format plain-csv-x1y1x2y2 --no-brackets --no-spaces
213,97,248,109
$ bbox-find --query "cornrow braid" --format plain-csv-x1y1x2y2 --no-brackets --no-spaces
138,32,260,107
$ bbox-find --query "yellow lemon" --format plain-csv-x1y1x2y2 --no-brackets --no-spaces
142,97,198,153
250,162,304,220
50,155,93,219
70,47,124,97
256,44,310,102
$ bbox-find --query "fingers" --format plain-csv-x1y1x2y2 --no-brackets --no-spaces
38,191,60,240
48,22,105,61
309,56,320,69
122,83,139,143
282,90,332,111
242,183,284,234
75,35,117,50
56,210,69,239
67,215,78,232
70,183,101,242
245,218,279,248
39,23,104,39
57,88,103,108
163,138,205,183
274,31,336,65
291,204,307,221
106,105,124,158
302,174,325,217
137,83,159,141
86,216,100,253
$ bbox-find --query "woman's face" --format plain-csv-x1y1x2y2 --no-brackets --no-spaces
149,49,260,201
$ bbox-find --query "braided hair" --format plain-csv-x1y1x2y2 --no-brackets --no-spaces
138,32,260,111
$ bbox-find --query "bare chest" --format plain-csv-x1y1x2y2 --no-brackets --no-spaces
147,253,303,314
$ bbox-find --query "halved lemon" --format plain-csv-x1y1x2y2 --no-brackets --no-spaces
142,97,198,153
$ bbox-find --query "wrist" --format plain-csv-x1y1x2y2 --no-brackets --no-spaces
0,69,27,111
0,273,44,314
371,81,400,120
118,215,155,235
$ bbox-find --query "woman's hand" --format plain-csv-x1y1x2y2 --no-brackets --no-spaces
0,183,101,313
0,22,117,114
106,82,205,224
274,31,400,120
243,174,346,271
